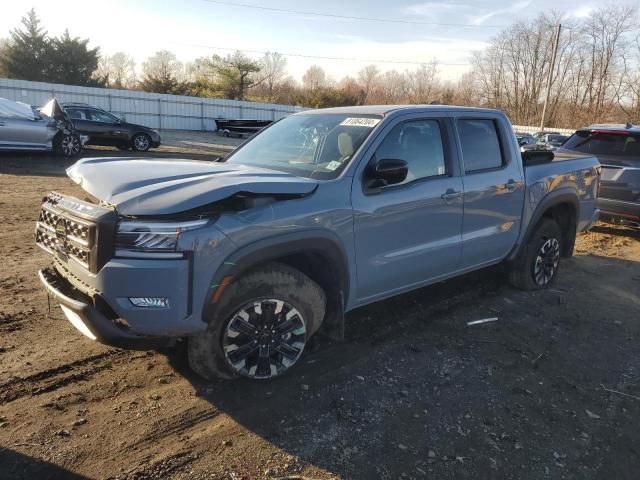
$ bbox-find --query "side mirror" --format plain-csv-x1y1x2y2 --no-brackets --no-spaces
366,158,408,189
521,148,554,166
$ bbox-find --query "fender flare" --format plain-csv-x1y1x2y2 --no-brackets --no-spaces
202,230,350,337
508,190,580,261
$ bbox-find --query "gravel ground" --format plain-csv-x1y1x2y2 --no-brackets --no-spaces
0,148,639,480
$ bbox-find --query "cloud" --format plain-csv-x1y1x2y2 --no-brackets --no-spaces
466,1,533,25
572,6,594,18
403,0,533,25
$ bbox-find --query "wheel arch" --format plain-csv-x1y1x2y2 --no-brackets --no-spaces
203,231,350,340
510,191,579,260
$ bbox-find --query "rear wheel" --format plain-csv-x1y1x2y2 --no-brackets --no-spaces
188,263,326,380
509,218,562,290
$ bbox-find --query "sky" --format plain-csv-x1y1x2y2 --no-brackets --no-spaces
0,0,628,82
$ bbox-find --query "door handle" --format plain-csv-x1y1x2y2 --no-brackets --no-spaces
0,122,5,126
505,179,519,191
441,189,463,201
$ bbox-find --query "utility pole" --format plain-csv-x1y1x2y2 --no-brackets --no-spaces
540,23,561,132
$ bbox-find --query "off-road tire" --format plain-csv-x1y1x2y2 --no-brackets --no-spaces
188,262,326,381
509,218,563,291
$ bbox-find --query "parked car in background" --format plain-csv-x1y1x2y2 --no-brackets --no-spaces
532,131,560,141
559,124,639,228
37,105,600,381
0,97,83,158
63,103,161,152
515,131,537,146
537,133,569,150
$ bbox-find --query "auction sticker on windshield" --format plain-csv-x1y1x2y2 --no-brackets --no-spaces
340,118,381,127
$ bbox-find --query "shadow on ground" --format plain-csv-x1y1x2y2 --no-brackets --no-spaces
165,252,640,479
0,449,89,480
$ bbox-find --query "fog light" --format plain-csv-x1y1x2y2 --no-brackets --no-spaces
129,297,170,308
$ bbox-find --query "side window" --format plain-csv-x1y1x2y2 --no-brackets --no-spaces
374,120,446,185
88,109,117,122
67,108,87,120
458,119,504,172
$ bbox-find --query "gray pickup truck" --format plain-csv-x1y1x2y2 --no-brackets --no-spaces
36,105,600,380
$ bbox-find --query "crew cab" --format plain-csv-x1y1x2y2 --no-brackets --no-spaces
36,105,600,380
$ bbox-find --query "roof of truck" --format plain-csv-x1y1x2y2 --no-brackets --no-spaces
298,105,503,116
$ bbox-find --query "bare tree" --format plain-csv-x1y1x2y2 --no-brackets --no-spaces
379,70,409,104
407,61,439,104
97,52,136,88
139,50,187,94
302,65,329,92
357,65,380,104
259,52,287,102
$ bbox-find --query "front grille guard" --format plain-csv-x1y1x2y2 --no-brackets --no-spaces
35,192,117,273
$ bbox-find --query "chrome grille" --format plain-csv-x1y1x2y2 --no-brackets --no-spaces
36,196,95,269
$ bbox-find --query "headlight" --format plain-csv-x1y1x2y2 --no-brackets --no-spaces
115,219,208,257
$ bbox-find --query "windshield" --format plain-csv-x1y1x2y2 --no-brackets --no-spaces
224,113,381,179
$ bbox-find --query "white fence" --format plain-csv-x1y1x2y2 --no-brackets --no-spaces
0,78,306,131
512,124,576,136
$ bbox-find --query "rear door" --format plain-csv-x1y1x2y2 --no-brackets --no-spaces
86,108,128,146
453,115,525,269
351,114,465,302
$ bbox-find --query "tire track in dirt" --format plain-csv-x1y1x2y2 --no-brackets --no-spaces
128,405,221,450
0,350,130,404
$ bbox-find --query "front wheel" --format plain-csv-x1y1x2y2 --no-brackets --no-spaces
509,218,562,290
131,133,151,152
188,263,326,380
55,133,82,158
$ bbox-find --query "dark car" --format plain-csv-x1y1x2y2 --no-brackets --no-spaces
63,103,161,152
515,131,537,146
559,124,640,228
537,133,569,149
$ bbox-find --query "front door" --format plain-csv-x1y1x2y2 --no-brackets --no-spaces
0,115,50,149
352,116,464,302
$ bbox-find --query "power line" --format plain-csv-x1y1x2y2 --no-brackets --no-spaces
181,43,471,66
201,0,507,28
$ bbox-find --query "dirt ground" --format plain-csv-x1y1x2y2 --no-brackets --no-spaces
1,144,639,480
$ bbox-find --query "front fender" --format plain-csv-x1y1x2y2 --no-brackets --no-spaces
202,229,350,327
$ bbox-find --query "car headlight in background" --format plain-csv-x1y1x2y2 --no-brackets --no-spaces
115,218,208,258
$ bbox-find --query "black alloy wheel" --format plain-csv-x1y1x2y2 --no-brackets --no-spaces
533,237,560,286
222,299,307,379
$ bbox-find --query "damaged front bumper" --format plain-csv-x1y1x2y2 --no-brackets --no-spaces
38,267,171,349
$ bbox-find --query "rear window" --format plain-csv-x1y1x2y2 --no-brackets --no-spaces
458,119,504,172
562,131,640,157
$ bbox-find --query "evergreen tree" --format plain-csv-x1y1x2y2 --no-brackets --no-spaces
1,9,50,81
46,30,104,86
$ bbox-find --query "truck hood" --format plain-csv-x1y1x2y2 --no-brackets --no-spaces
66,157,318,216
